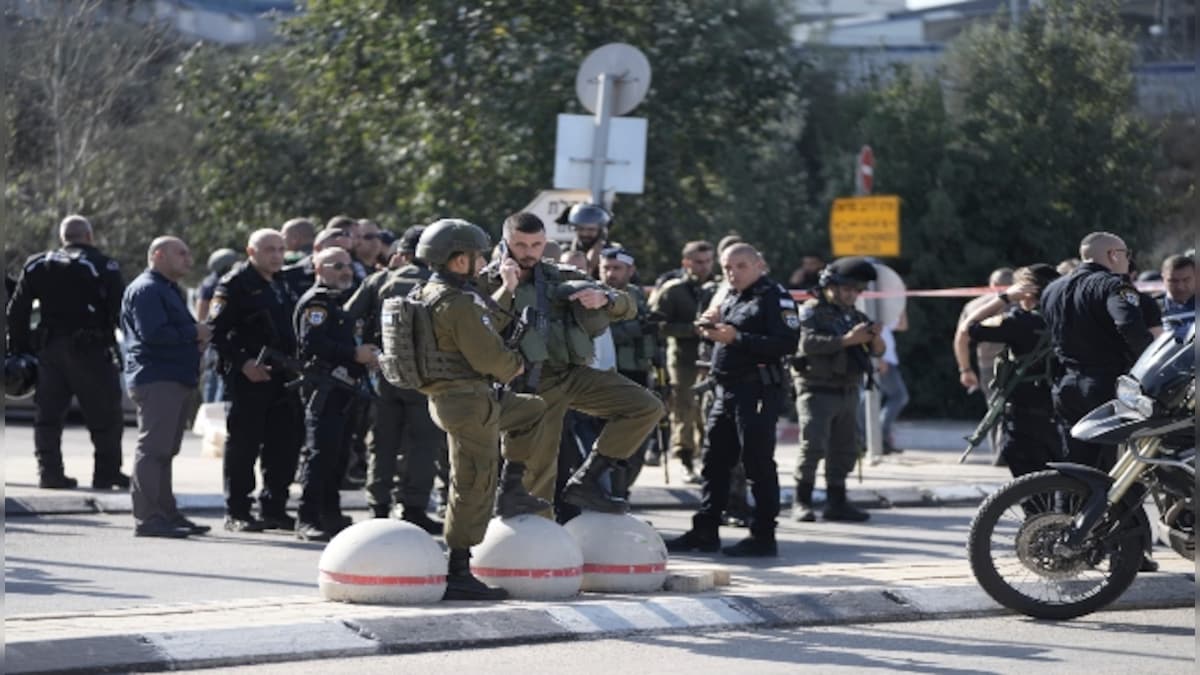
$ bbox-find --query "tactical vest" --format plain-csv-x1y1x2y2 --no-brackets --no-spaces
379,285,476,389
510,263,605,369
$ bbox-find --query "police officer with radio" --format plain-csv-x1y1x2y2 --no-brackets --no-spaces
208,229,304,532
344,225,448,533
665,243,799,557
7,215,128,489
293,247,379,541
789,257,884,524
1041,231,1153,472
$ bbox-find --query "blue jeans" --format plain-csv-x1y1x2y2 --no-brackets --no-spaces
856,365,910,445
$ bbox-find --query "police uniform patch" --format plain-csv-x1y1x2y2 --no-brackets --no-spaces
482,314,493,329
106,259,121,271
798,306,814,321
780,297,796,308
1121,290,1139,306
209,297,225,318
783,309,800,329
305,308,327,326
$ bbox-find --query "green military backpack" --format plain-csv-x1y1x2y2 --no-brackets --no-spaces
379,291,432,390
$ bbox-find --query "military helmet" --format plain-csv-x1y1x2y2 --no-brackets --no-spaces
565,203,611,228
416,218,491,266
207,248,238,275
819,256,877,288
5,353,38,399
397,225,425,254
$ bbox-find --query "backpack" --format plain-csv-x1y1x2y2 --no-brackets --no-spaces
379,289,436,390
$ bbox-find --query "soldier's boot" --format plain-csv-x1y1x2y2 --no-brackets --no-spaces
822,484,870,522
494,461,552,518
664,514,721,553
371,504,391,519
723,529,778,558
402,506,444,535
562,453,630,514
443,548,508,601
791,481,816,522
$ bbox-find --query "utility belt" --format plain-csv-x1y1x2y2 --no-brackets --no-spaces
44,326,112,351
798,383,859,396
713,362,785,388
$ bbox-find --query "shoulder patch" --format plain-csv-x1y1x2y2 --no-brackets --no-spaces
304,307,327,326
798,305,815,321
783,309,800,329
779,297,796,308
106,259,121,271
209,297,225,319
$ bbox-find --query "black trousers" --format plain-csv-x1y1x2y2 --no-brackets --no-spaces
1053,370,1119,471
223,375,303,517
367,384,444,512
698,380,784,536
1000,407,1063,478
299,389,353,525
33,336,123,477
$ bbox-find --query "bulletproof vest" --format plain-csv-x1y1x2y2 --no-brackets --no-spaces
379,285,475,389
513,264,598,369
378,264,430,301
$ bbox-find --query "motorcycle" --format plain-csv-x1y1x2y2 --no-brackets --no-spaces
967,323,1195,620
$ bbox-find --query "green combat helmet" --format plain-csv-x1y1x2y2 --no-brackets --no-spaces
416,218,491,267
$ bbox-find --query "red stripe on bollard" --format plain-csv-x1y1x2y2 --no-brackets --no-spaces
319,570,446,586
582,562,668,575
471,566,584,578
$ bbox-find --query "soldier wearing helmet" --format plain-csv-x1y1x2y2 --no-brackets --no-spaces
563,203,612,278
789,256,885,524
413,218,554,601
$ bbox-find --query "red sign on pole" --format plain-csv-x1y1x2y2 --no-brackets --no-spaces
856,145,875,195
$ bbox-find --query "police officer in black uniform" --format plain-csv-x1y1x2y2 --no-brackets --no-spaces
1041,231,1153,471
293,247,379,541
665,243,799,557
281,227,353,299
7,215,128,489
343,225,448,533
208,229,304,532
956,264,1062,477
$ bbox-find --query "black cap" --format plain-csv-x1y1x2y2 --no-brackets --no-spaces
399,225,425,254
819,257,877,287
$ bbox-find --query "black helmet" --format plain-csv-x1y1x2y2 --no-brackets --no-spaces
818,257,877,288
397,225,425,254
207,248,238,275
5,353,38,399
416,218,491,266
565,203,611,228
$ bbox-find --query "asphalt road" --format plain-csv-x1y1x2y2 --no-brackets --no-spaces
5,505,975,616
177,607,1197,675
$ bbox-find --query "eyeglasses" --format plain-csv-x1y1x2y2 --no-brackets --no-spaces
320,262,350,271
362,233,381,241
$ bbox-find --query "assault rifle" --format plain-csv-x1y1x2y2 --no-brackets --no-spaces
958,333,1054,464
255,346,372,412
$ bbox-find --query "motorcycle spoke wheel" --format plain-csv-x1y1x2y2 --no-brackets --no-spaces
968,470,1143,620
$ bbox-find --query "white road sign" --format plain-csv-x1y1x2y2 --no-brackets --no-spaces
553,114,647,195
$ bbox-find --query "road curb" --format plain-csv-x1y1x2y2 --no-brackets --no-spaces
6,574,1193,674
4,484,1006,517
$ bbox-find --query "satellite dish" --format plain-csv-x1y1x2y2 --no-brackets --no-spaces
575,43,651,116
856,262,906,328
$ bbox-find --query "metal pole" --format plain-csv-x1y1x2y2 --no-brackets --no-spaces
589,72,614,206
863,283,884,467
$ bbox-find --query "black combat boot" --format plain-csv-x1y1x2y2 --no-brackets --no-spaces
562,453,629,514
723,529,778,557
664,514,721,553
371,504,391,519
822,484,870,522
38,471,78,489
402,506,444,535
792,481,816,522
444,548,508,601
494,461,551,518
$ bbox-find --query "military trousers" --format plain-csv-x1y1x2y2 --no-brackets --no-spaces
794,383,861,488
525,365,664,507
428,385,550,550
667,361,703,455
367,383,446,513
33,336,124,478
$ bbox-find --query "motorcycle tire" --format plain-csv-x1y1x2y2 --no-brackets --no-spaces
968,470,1143,621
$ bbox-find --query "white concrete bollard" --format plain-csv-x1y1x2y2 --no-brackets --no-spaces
563,512,669,593
470,515,583,599
318,519,446,604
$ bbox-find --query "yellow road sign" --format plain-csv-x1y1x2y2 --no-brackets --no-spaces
829,195,900,257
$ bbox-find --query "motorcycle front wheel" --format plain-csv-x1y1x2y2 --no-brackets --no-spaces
967,470,1143,620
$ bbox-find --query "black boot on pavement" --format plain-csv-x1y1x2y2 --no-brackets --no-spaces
260,512,297,531
402,507,444,535
444,548,508,601
296,521,332,542
38,472,78,489
822,484,870,522
170,514,211,535
723,530,777,557
664,515,721,553
494,461,551,518
792,481,816,522
562,453,629,514
371,505,391,519
224,514,266,532
91,471,131,490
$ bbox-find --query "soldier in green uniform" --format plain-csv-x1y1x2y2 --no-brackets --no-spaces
406,219,551,601
648,240,716,482
791,257,884,523
479,212,663,514
343,226,448,534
